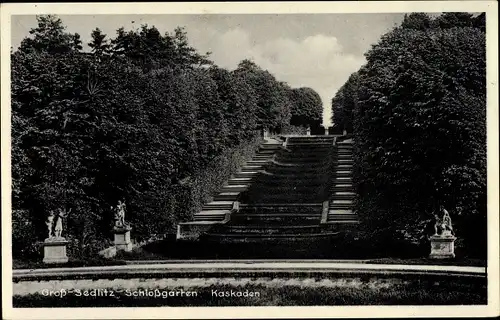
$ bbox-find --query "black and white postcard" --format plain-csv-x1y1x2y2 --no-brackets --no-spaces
1,1,498,319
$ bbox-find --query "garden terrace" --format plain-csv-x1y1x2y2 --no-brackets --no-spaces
203,136,352,242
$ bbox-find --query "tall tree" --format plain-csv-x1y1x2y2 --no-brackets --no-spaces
88,28,111,56
18,15,82,54
351,24,486,256
288,87,323,127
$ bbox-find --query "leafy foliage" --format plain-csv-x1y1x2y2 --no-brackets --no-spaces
331,13,487,257
11,16,294,258
233,59,292,130
331,72,360,133
288,87,323,128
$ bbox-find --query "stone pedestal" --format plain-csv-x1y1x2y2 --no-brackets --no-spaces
113,225,132,252
324,128,329,136
43,238,69,264
429,232,456,259
306,127,311,136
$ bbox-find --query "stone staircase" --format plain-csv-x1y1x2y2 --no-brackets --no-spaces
327,138,358,225
177,139,282,239
204,136,341,242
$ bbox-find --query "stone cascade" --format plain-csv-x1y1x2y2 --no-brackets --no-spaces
204,136,339,242
176,140,282,240
194,142,282,220
327,138,359,225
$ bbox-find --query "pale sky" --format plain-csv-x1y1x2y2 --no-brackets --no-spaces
11,14,406,125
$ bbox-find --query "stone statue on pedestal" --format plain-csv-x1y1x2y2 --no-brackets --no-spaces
112,200,132,252
429,206,456,259
43,208,70,264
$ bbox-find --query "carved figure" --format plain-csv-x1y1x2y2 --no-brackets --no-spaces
441,207,453,234
46,211,55,238
434,206,454,236
114,200,127,228
54,208,70,238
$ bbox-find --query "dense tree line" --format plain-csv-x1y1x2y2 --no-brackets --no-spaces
12,15,322,258
330,12,486,257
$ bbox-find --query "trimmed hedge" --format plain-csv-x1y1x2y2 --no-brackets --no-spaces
329,13,486,258
185,132,263,217
11,16,292,259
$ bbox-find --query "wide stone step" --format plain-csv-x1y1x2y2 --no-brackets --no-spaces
336,160,353,165
335,171,352,178
203,231,339,242
337,147,353,151
252,156,274,161
220,185,248,192
329,204,354,210
247,160,270,165
260,143,282,148
330,199,353,205
234,172,259,178
261,170,330,177
328,209,355,215
287,144,333,148
328,214,358,220
221,224,324,234
336,154,353,159
271,162,330,168
331,185,354,192
242,196,329,204
257,148,277,153
331,192,355,201
287,146,334,151
327,209,358,222
193,210,229,221
269,167,332,174
230,214,322,225
333,177,352,184
203,201,234,210
241,166,264,172
277,157,328,163
337,164,353,169
248,185,327,193
227,178,252,185
337,151,353,156
326,220,360,225
287,138,334,142
239,204,322,212
213,192,240,201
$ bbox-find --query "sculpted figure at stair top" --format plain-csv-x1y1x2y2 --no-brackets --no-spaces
434,206,454,236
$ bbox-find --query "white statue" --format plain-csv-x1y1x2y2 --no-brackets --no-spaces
53,208,71,238
46,211,55,238
113,200,127,228
231,201,240,213
434,206,453,236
